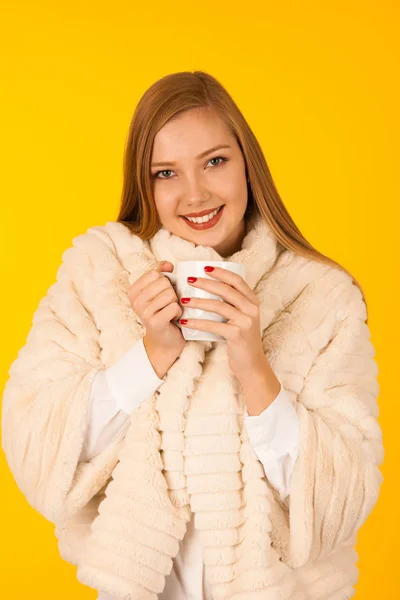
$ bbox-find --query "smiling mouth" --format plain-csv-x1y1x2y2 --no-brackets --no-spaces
179,204,225,230
180,205,224,221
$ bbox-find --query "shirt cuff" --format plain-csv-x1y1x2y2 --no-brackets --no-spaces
243,385,300,455
104,337,165,414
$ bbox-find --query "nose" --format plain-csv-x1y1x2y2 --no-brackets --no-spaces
183,172,212,204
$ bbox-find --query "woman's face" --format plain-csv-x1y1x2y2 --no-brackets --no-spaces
150,107,249,257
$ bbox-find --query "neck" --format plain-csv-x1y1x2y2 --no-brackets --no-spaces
209,217,247,258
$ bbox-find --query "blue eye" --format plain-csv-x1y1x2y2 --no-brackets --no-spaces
152,155,228,180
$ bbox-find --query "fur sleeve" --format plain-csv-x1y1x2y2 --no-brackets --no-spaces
1,234,130,526
287,276,384,568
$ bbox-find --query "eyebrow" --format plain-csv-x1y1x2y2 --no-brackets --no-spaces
151,144,232,168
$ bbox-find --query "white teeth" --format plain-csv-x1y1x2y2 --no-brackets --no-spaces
185,206,221,223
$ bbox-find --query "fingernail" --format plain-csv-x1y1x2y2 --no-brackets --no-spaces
204,266,214,272
180,319,188,325
187,277,197,283
180,297,191,303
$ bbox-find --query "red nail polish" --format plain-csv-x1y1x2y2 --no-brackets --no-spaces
180,297,191,303
204,266,214,272
187,277,197,283
180,319,188,325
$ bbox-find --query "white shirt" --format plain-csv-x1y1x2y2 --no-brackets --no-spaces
80,338,300,600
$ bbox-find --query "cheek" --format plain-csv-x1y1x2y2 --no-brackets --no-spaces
154,190,178,216
218,173,247,201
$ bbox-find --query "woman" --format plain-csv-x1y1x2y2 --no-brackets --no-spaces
1,71,384,600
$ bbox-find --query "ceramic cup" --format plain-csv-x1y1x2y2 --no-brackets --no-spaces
162,260,246,342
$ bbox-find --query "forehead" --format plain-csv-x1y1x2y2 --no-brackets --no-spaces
152,108,234,158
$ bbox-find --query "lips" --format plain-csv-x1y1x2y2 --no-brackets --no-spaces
181,205,224,218
180,204,225,230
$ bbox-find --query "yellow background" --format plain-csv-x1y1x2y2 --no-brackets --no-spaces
0,1,398,597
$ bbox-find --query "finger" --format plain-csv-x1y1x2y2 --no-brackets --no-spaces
131,271,173,308
180,318,232,339
130,265,167,297
143,289,182,318
180,297,237,321
189,277,256,316
157,261,174,272
202,266,258,303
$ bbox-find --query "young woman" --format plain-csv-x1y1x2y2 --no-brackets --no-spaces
1,71,384,600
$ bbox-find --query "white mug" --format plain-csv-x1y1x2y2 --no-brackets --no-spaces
162,260,246,342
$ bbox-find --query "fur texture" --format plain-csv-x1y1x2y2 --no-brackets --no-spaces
1,210,384,599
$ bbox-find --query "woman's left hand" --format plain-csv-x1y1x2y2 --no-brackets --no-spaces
179,266,267,382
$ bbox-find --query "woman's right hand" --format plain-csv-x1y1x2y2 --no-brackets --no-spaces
128,261,185,355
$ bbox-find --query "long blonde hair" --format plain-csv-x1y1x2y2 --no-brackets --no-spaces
117,70,368,323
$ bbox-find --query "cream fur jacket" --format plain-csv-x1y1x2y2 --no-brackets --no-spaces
1,210,384,600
